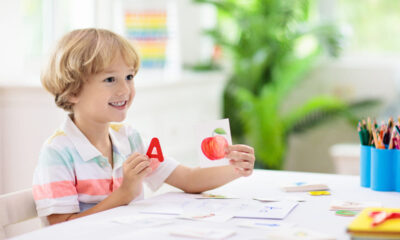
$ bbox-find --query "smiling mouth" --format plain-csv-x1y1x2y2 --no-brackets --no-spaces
109,101,127,108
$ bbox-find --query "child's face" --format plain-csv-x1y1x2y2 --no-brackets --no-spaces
70,53,136,124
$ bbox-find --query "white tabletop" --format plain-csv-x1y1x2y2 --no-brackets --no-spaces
11,170,400,240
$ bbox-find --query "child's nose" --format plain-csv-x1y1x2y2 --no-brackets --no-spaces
117,79,130,95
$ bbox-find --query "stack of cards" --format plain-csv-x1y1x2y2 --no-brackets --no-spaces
329,200,381,211
281,182,329,192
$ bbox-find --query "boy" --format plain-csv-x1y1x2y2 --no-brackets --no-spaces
33,28,255,225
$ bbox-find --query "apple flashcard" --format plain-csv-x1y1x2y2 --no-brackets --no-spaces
196,119,232,167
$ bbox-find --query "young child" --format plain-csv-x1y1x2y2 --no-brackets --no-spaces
32,28,255,225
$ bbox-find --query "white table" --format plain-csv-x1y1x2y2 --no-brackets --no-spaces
11,170,400,240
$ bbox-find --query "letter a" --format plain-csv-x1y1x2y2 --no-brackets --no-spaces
146,137,164,162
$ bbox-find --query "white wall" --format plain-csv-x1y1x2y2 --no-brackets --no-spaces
0,72,226,195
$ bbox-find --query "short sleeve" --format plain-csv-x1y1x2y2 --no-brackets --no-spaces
144,156,179,191
125,126,180,191
32,145,79,217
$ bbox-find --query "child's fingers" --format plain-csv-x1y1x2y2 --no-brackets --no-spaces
125,152,141,164
234,167,253,177
126,155,149,170
132,160,151,174
230,159,253,169
138,166,152,178
227,144,254,154
226,151,255,163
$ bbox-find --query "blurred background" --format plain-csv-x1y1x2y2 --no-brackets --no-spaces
0,0,400,195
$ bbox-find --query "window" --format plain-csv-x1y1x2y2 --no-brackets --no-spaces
336,0,400,55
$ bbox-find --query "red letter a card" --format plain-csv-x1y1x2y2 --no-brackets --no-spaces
146,137,164,162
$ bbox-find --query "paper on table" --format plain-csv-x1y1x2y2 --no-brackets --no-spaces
138,192,298,220
281,182,329,192
169,226,236,240
265,227,336,240
177,212,234,223
253,196,306,202
233,201,298,219
196,192,239,199
111,214,174,228
237,219,295,230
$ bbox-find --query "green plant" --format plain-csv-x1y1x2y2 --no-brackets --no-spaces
195,0,377,169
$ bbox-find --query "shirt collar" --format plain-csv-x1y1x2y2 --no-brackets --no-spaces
109,123,131,158
61,115,131,162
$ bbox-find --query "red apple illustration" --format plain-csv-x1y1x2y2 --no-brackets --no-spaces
201,128,229,160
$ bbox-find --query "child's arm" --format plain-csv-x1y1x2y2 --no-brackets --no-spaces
47,153,151,225
165,144,255,193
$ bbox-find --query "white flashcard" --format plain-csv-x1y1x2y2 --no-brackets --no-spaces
196,192,239,199
329,200,381,211
196,119,232,167
169,226,236,240
177,211,234,223
266,227,336,240
111,214,173,228
237,219,295,230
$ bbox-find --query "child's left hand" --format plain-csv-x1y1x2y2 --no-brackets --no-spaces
226,144,255,177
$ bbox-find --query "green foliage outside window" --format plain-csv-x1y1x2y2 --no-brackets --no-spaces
195,0,378,170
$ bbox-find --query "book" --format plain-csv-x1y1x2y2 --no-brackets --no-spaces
347,207,400,239
281,182,329,192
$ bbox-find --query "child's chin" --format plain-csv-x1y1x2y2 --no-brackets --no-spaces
111,114,127,122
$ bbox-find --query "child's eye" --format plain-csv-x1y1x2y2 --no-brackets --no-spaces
126,74,134,81
104,77,115,83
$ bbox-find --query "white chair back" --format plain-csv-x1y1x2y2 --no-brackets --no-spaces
0,188,42,239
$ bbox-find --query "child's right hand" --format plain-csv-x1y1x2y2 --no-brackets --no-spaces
118,152,151,202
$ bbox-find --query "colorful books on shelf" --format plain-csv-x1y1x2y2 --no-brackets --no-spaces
125,11,168,68
347,207,400,239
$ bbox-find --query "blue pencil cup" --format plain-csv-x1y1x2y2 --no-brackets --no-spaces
395,150,400,192
360,145,371,188
371,148,396,191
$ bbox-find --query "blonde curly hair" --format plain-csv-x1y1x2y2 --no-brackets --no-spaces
41,28,140,112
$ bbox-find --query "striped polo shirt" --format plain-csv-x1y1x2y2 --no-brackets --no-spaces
32,115,179,217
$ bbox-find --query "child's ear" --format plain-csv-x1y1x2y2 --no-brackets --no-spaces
68,94,79,104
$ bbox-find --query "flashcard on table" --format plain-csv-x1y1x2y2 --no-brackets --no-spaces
196,193,239,199
281,182,329,192
196,119,232,167
111,214,173,228
237,219,295,230
329,200,381,211
266,227,336,240
234,201,298,219
169,226,236,240
177,211,234,223
253,196,306,202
